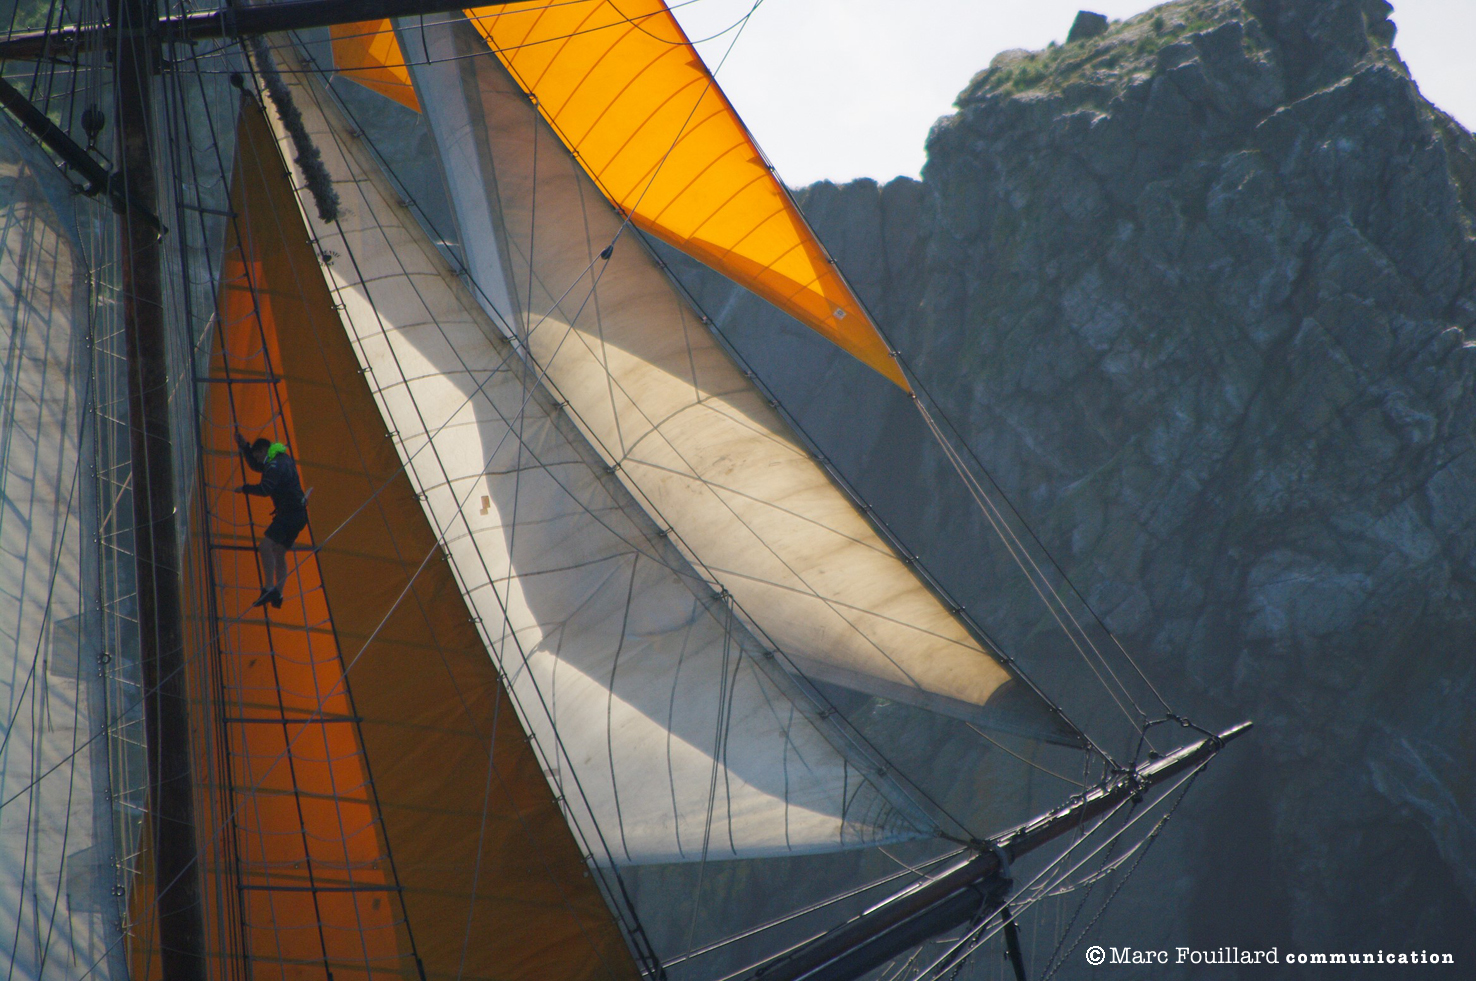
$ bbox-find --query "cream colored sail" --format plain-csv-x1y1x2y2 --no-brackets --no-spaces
0,116,124,981
399,15,1074,741
263,51,927,863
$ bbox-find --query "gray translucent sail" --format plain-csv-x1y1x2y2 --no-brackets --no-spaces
262,48,931,863
0,115,123,981
398,15,1076,743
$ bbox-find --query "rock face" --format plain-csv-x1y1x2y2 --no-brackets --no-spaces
663,0,1476,974
1068,10,1111,43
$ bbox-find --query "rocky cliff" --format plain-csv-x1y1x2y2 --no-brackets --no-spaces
660,0,1476,974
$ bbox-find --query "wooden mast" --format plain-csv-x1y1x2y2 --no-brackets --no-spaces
747,722,1252,981
0,4,538,978
111,0,207,974
0,6,1251,979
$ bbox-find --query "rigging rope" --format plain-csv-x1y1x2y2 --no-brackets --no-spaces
0,5,1222,973
281,25,965,863
900,763,1203,981
1036,765,1205,981
246,42,671,976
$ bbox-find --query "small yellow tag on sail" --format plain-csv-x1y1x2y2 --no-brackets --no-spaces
330,19,421,112
330,4,909,390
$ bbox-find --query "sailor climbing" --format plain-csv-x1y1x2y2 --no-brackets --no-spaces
235,433,309,609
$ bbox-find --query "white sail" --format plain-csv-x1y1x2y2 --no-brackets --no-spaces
399,16,1073,740
262,53,927,863
0,116,123,981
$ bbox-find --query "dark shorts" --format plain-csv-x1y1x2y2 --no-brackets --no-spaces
264,510,308,548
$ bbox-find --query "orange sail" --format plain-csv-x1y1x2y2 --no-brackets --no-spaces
332,20,420,111
331,6,907,388
187,99,640,981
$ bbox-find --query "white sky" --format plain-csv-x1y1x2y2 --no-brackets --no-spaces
673,0,1476,186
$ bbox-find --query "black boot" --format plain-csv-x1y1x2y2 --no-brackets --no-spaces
249,588,274,609
268,587,284,609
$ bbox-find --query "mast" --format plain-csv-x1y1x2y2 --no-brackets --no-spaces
745,722,1252,981
0,4,1250,977
0,0,532,59
111,0,208,974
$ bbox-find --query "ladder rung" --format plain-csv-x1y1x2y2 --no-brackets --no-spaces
196,375,279,384
224,715,363,725
238,883,401,893
209,542,315,552
181,203,236,218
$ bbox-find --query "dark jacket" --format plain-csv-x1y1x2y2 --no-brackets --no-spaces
238,439,307,516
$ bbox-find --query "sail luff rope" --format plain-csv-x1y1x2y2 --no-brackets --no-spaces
912,399,1151,738
605,559,644,861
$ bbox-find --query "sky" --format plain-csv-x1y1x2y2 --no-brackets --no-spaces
672,0,1476,186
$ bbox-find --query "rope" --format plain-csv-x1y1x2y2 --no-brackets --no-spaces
661,847,966,969
271,47,669,976
1038,765,1205,980
284,28,944,873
